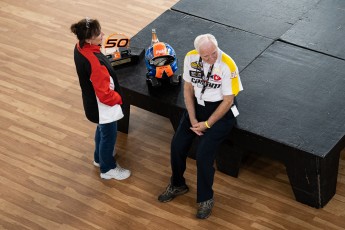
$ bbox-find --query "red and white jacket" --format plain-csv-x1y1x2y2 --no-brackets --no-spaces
73,43,123,124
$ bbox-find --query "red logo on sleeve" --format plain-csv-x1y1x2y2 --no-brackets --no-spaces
213,74,221,81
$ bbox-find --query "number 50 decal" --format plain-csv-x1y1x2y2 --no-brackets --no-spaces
105,38,129,48
103,33,130,55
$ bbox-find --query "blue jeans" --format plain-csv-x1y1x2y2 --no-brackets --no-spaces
94,121,117,173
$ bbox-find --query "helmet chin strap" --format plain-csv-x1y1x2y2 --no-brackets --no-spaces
155,65,173,78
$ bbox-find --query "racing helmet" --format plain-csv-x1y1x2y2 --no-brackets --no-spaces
145,42,178,79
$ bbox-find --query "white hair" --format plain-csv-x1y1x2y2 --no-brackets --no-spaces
194,34,218,52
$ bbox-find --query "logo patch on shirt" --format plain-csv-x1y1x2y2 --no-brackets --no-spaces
190,70,202,78
191,61,202,70
231,71,238,79
212,74,221,81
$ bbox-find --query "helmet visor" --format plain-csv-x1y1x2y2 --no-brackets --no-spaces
150,55,175,67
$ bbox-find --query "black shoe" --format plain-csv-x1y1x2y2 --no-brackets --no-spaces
158,184,189,202
196,198,214,219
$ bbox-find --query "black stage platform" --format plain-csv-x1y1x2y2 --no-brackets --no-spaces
117,9,272,130
172,0,320,39
281,0,345,60
116,1,345,208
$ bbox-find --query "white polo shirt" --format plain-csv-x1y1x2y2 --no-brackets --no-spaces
183,48,243,102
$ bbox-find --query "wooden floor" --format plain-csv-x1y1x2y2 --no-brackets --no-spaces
1,0,345,229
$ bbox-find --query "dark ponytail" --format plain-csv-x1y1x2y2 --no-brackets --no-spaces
70,18,101,47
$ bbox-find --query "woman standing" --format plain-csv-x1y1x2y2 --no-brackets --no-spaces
70,18,130,180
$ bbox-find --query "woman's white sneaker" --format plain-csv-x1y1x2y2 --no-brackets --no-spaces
100,167,131,180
